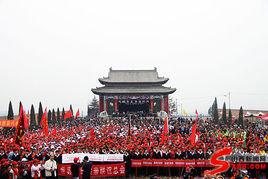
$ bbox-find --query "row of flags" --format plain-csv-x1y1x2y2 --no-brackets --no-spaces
126,110,200,147
14,103,80,145
159,110,199,146
15,104,199,147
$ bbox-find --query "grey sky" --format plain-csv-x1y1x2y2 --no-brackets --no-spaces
0,0,268,115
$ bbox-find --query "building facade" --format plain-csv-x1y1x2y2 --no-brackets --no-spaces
92,68,176,115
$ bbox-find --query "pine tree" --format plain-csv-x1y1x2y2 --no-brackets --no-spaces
87,106,90,116
228,109,232,128
238,106,244,128
222,102,227,125
62,108,65,120
69,105,74,121
19,101,22,112
30,104,37,130
88,96,99,116
47,110,52,125
213,97,219,124
52,109,56,126
37,102,43,126
7,101,14,120
70,105,73,114
168,97,177,114
57,108,61,126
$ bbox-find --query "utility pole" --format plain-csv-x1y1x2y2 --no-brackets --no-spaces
228,92,231,110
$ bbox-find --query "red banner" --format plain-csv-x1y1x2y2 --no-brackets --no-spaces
0,119,18,127
131,159,267,170
131,159,211,168
58,163,125,177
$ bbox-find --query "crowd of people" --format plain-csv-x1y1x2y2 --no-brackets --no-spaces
0,114,268,178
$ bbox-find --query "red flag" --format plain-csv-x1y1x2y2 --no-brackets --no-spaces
189,121,198,146
41,108,49,136
90,128,95,140
51,127,57,135
195,110,198,118
15,106,26,145
24,112,29,130
64,110,73,120
75,109,80,119
161,116,169,143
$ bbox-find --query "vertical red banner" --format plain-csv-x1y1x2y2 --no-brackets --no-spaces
114,96,118,112
99,96,104,112
164,95,169,113
150,96,154,113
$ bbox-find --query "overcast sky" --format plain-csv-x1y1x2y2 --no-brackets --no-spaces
0,0,268,116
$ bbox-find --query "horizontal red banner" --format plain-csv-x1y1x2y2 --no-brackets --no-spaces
58,163,126,177
131,159,268,169
131,159,211,168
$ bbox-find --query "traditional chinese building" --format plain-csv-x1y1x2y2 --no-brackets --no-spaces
91,68,176,115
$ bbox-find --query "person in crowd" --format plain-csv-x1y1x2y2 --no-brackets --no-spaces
31,159,42,179
82,156,92,179
12,161,19,179
44,152,57,179
71,157,81,179
0,115,267,178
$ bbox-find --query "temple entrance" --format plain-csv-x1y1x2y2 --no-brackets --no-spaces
92,69,176,115
118,100,149,113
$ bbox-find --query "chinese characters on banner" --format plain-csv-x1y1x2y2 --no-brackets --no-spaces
58,163,125,177
0,119,18,127
131,159,267,170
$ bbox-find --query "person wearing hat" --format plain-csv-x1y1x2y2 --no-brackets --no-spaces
71,157,81,179
82,156,92,179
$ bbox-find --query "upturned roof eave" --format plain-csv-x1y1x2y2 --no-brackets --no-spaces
91,87,176,95
98,78,169,85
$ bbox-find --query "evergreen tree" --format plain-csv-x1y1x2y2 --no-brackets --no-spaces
168,97,177,114
228,109,232,128
47,110,52,125
87,106,90,116
37,102,43,126
7,101,14,120
208,106,213,116
212,97,219,124
57,108,61,126
19,101,22,112
69,105,74,121
52,109,56,126
222,102,227,125
62,108,65,120
30,104,37,130
88,96,99,116
70,105,73,114
238,106,244,128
